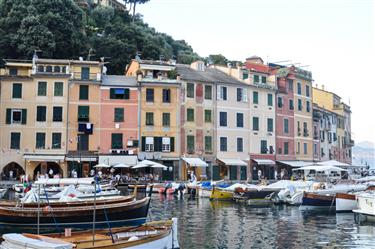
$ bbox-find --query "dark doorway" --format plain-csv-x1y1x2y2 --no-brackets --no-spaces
34,162,63,177
2,162,24,180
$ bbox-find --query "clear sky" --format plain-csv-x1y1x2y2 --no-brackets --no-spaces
138,0,375,144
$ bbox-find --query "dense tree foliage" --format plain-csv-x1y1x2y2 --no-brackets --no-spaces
0,0,201,74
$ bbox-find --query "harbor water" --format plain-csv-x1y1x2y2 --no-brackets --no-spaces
1,193,375,248
149,194,375,249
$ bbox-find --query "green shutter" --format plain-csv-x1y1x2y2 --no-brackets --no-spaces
21,109,27,124
12,83,22,98
6,109,11,124
124,88,130,99
170,137,175,152
267,118,273,132
268,94,273,106
114,108,124,122
141,137,146,151
110,88,115,99
253,117,259,131
253,91,258,104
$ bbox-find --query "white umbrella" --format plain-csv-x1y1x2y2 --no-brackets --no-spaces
112,163,131,168
139,160,157,166
151,163,168,170
132,163,151,169
94,163,110,168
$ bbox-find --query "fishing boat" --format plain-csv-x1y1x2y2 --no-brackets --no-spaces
209,186,233,201
299,192,336,211
0,218,180,249
233,187,276,206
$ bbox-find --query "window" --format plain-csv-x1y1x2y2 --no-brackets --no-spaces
314,143,318,155
187,83,194,98
54,82,63,96
253,117,259,131
237,138,243,152
36,133,45,149
46,66,52,72
187,108,194,122
220,137,227,152
277,97,283,108
111,133,123,149
9,68,18,76
54,66,60,73
37,82,47,96
288,79,293,91
297,121,301,135
162,89,171,103
237,88,242,102
218,86,227,100
204,85,212,100
297,82,302,95
303,122,308,136
36,106,47,122
12,83,22,98
187,135,195,152
297,142,300,154
267,118,273,132
52,133,62,149
7,109,27,124
204,110,212,123
243,72,249,80
237,113,244,128
146,88,154,102
114,108,124,122
289,99,294,110
253,91,259,104
306,101,311,112
261,76,266,84
145,137,154,152
298,99,302,111
162,137,171,152
78,106,89,122
205,136,212,152
267,94,273,106
110,88,130,99
304,143,308,155
81,67,90,80
261,140,267,154
145,112,154,125
162,113,170,126
79,85,89,100
219,112,227,126
10,133,21,149
284,119,289,134
254,75,259,83
53,107,63,122
284,142,289,155
306,85,310,97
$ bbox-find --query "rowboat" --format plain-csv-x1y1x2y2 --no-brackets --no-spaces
209,187,233,201
0,196,151,228
0,218,180,249
299,192,336,211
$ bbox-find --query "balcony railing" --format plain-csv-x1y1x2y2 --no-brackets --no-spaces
72,72,101,81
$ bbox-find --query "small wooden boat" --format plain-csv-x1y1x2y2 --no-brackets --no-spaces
299,192,336,211
0,218,180,249
233,188,276,206
209,187,233,201
0,196,151,229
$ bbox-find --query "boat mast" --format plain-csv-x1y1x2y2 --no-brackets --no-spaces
37,183,41,235
92,180,97,246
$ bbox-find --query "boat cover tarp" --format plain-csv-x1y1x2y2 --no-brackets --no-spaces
35,178,94,186
224,183,262,191
265,180,314,189
2,233,73,249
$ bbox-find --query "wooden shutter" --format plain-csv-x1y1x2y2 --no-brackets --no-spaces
6,109,11,124
21,109,27,124
170,137,175,152
141,137,146,151
124,88,130,99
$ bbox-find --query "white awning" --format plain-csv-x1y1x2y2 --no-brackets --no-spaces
66,156,97,162
218,158,247,166
253,159,276,165
316,160,351,167
277,160,314,168
99,155,138,166
23,154,65,161
292,165,347,172
182,157,208,167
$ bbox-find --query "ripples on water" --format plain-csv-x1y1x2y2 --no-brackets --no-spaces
1,193,375,248
149,194,375,249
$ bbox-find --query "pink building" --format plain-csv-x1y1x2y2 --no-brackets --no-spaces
274,69,296,162
98,75,139,166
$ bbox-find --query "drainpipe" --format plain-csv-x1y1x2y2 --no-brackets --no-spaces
66,63,71,178
137,80,142,161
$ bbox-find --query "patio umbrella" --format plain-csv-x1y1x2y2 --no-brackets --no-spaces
132,163,151,169
151,163,168,170
139,160,157,166
112,163,131,168
94,163,110,168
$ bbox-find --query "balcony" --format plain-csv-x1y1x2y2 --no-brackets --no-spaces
72,72,101,81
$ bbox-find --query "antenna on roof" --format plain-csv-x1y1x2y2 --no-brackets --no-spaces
135,51,141,61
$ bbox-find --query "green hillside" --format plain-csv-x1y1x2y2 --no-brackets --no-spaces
0,0,200,74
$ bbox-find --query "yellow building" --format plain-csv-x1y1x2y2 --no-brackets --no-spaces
66,60,103,177
313,86,353,164
126,59,181,180
294,68,314,161
0,58,69,179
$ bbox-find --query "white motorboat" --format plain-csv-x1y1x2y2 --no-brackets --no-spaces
353,192,375,222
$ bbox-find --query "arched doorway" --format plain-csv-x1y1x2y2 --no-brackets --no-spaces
33,162,63,178
2,162,25,180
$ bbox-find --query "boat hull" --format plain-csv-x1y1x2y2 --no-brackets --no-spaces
0,197,150,229
210,188,233,201
336,193,357,212
299,192,336,211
